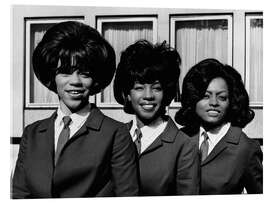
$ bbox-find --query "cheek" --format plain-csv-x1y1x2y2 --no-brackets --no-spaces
128,92,140,103
195,102,205,114
221,101,230,114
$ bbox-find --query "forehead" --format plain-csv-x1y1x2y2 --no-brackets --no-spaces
206,77,228,92
133,80,161,85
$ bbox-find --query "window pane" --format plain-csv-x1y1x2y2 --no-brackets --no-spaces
248,18,263,103
101,21,153,103
29,23,58,104
174,19,229,101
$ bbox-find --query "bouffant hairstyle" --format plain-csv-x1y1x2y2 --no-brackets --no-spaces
175,58,254,131
113,40,181,114
32,21,116,95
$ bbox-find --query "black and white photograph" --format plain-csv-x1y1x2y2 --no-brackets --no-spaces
6,0,266,201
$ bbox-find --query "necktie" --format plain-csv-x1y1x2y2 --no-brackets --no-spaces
134,128,142,154
200,132,209,162
55,116,72,165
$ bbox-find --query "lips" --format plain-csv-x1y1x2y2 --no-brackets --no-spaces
66,89,85,98
140,103,156,111
207,109,220,116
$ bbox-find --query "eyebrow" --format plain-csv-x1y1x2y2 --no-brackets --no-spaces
206,90,228,94
134,80,161,85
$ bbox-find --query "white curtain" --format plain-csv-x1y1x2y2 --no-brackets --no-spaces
101,21,153,103
30,24,58,104
175,19,229,101
249,18,263,103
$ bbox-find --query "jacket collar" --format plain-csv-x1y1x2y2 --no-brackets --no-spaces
37,111,58,132
159,116,178,143
140,116,178,155
37,103,104,134
201,126,242,166
84,104,104,130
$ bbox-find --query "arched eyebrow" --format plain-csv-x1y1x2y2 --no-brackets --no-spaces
205,90,228,95
152,80,161,85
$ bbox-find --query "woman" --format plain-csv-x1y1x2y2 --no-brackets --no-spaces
175,58,263,194
113,40,199,196
12,21,139,198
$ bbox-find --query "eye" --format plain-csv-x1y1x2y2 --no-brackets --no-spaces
152,85,162,91
78,71,91,78
218,95,228,101
203,94,210,99
133,85,144,91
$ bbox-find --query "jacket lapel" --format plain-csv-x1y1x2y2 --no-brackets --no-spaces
201,126,241,166
126,120,133,131
141,117,178,155
68,105,104,142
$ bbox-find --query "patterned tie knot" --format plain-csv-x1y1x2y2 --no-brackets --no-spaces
62,116,72,128
202,132,209,141
135,128,142,141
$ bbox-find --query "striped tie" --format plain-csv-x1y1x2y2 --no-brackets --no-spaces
134,128,142,154
55,116,72,165
200,132,209,162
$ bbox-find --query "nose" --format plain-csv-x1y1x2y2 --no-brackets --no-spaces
209,95,218,106
143,87,154,100
69,71,82,85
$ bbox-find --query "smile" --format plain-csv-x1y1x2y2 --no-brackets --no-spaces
66,90,84,97
141,104,156,111
207,110,220,116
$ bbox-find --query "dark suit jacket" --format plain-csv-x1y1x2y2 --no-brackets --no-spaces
182,126,263,194
12,104,139,198
127,117,199,196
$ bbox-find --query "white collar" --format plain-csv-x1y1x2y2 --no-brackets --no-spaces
129,116,167,141
199,122,231,145
55,103,91,128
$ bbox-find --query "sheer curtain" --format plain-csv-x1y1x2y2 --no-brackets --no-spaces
175,19,229,101
30,24,58,104
248,18,263,104
101,21,153,104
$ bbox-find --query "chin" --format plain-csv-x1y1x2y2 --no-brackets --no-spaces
67,102,84,111
203,119,225,128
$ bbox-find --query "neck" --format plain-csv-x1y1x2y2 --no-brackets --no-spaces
202,122,227,134
59,101,90,116
136,115,164,129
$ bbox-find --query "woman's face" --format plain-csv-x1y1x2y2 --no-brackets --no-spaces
128,81,164,125
195,77,230,128
55,69,95,115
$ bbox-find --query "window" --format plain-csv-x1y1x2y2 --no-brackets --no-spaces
170,15,233,105
96,16,158,107
245,14,263,107
25,18,84,108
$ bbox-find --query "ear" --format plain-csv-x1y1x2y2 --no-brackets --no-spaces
127,94,131,101
89,81,100,95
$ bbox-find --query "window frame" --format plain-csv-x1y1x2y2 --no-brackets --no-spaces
169,14,233,107
96,16,158,108
24,18,85,108
245,14,263,107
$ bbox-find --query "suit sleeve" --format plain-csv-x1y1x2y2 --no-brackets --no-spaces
176,134,200,195
111,125,139,196
12,126,31,199
243,140,263,194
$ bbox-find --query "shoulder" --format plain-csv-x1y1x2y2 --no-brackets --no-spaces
240,130,261,152
101,112,126,129
89,107,128,134
230,126,259,146
164,118,195,146
23,112,56,133
228,126,262,156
